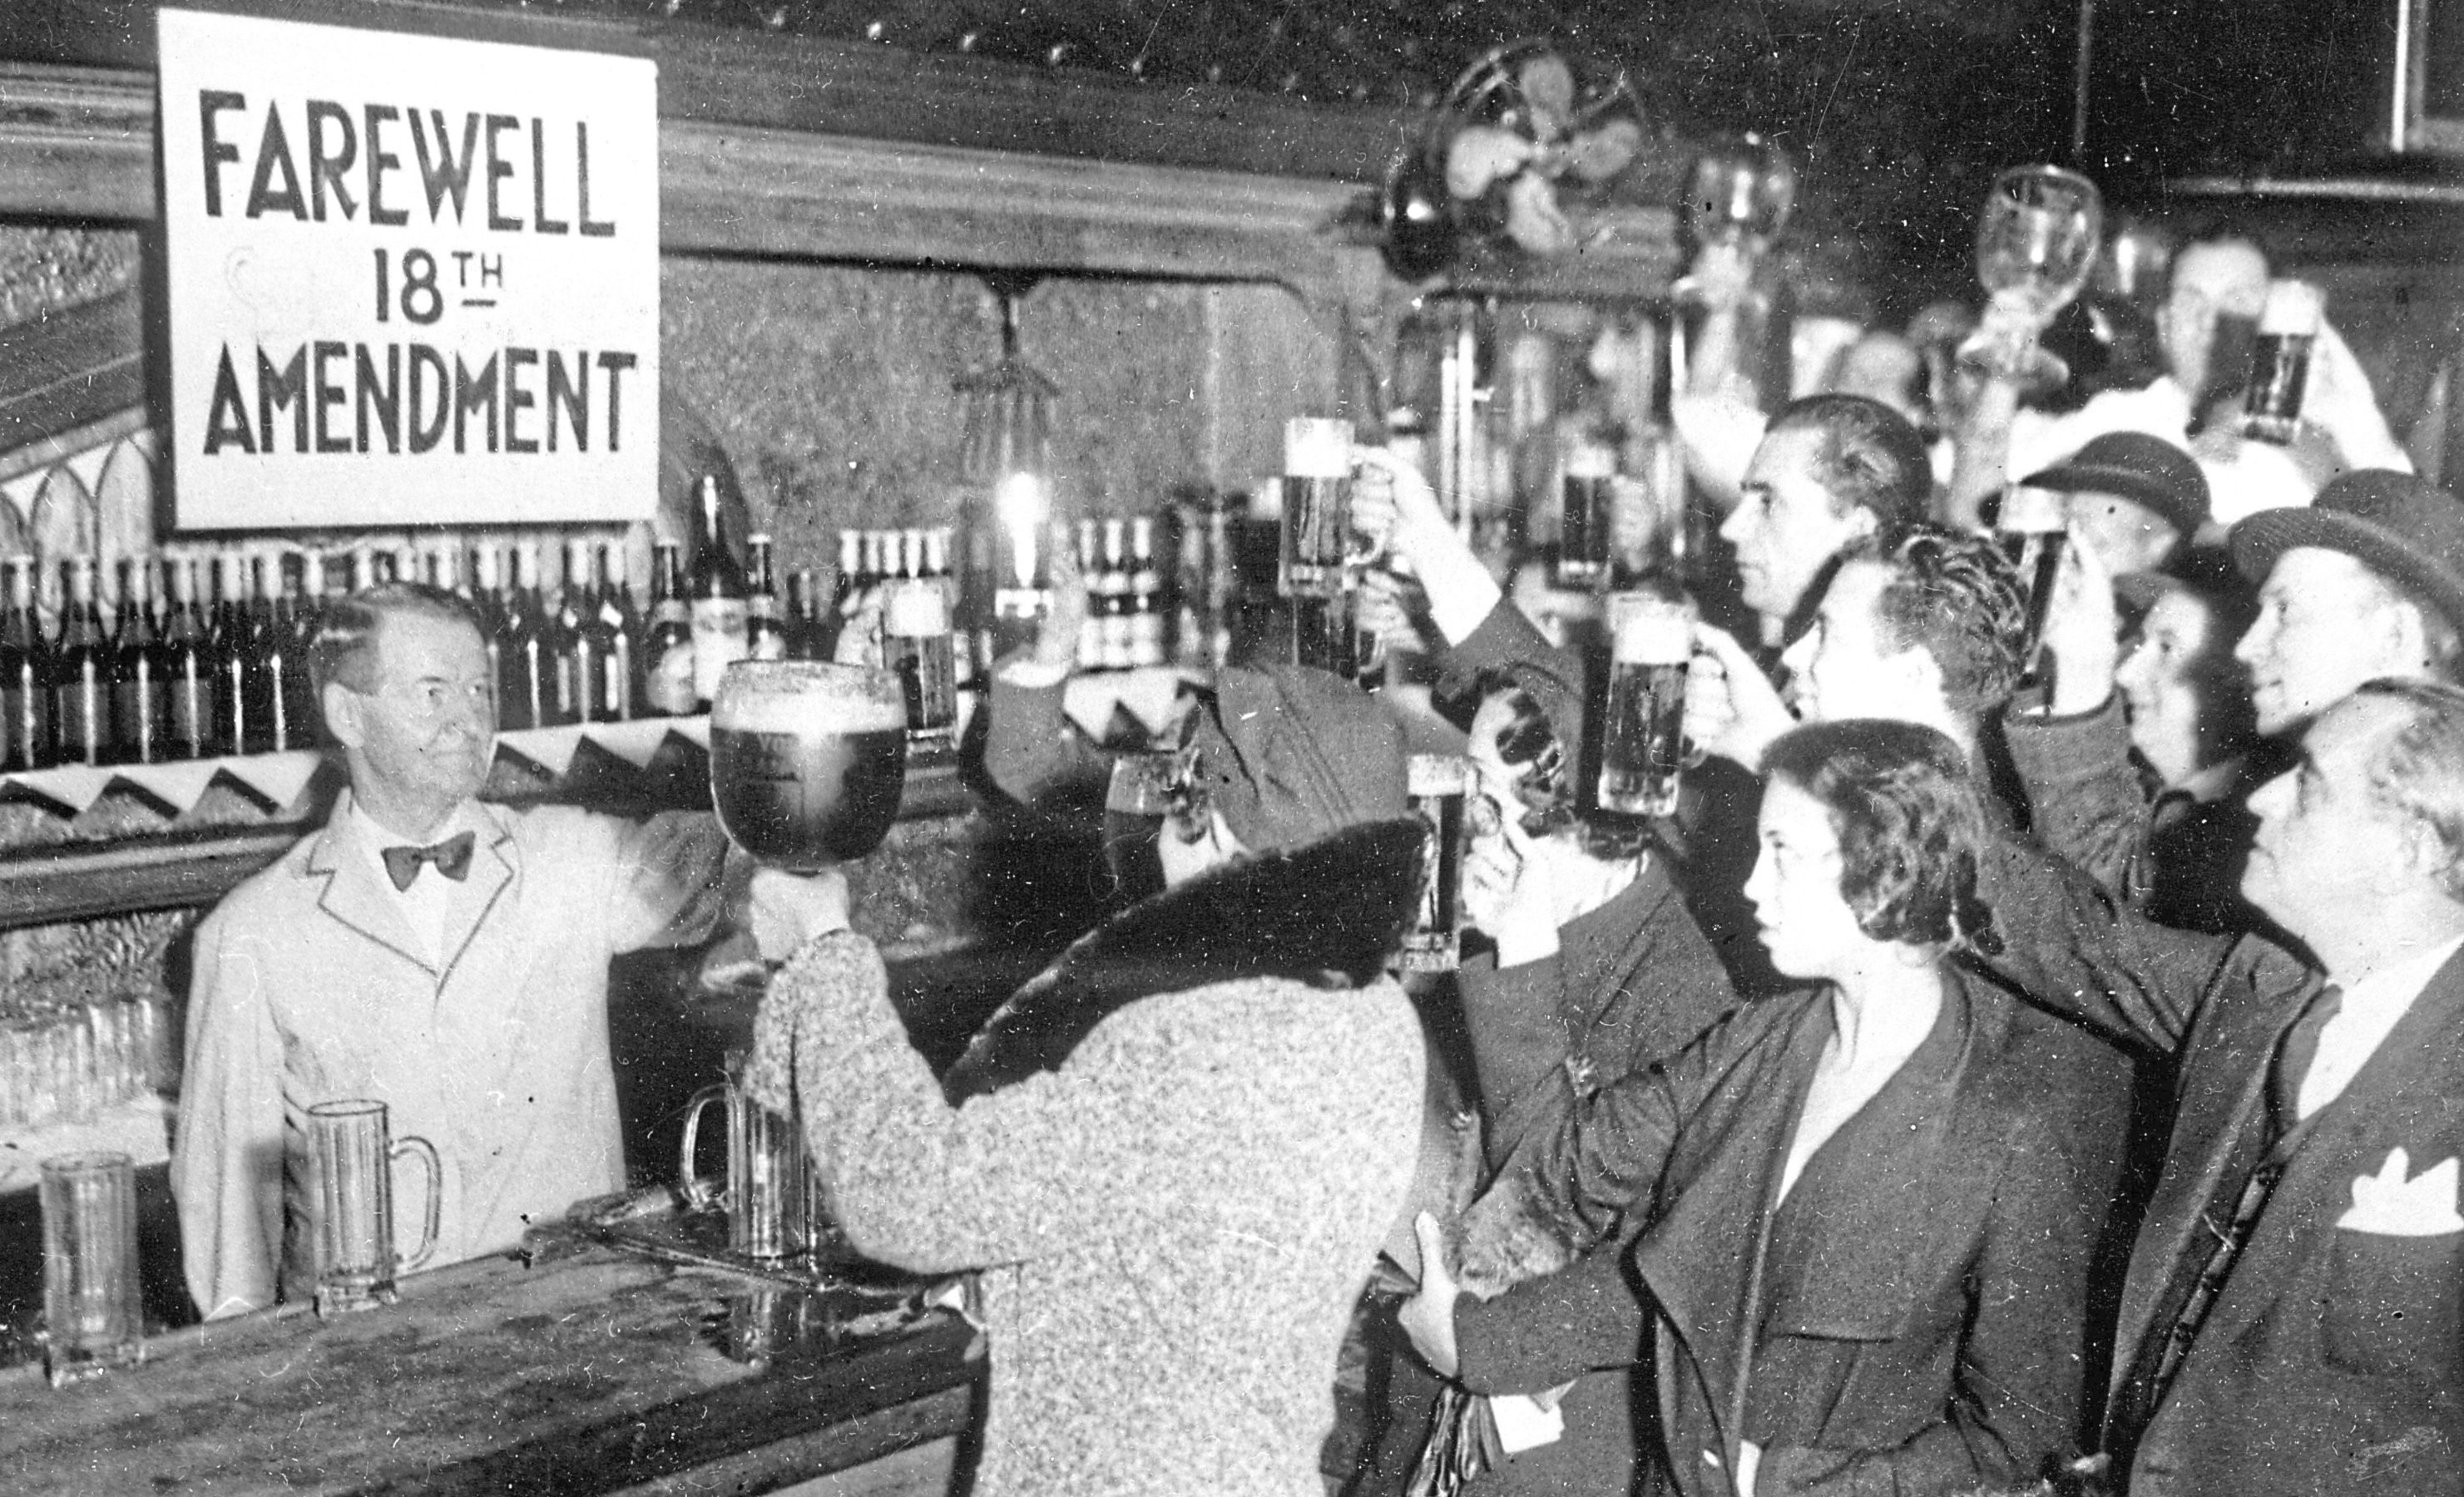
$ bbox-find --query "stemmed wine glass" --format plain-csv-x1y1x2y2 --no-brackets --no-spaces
1957,166,2104,392
1671,132,1797,306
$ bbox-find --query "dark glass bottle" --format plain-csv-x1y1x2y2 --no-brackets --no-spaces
250,552,301,753
643,541,696,717
51,557,111,767
598,540,644,715
111,556,170,764
2,554,52,771
164,555,215,760
687,476,749,709
498,540,552,730
279,552,323,748
210,551,250,757
745,533,789,663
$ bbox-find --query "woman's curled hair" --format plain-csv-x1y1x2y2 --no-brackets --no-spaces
1761,718,2001,955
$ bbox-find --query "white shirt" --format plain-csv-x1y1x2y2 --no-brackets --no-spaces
2300,935,2464,1120
349,798,475,968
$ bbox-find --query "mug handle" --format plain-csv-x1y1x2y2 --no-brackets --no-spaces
678,1084,729,1211
389,1133,443,1273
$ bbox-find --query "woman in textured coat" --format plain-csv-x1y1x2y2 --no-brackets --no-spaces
1407,720,2125,1497
748,665,1429,1497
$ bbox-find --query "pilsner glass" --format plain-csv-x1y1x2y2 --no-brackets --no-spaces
680,1053,818,1264
883,580,958,746
306,1099,441,1316
1279,418,1384,598
39,1151,143,1386
1596,591,1693,818
1399,753,1470,974
710,661,909,872
2240,280,2323,447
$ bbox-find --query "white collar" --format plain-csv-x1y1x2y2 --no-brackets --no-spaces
2331,933,2464,1014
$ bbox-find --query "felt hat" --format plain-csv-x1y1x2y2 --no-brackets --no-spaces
1184,665,1407,856
2023,431,2212,536
2229,469,2464,643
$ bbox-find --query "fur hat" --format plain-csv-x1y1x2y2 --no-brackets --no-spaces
1184,665,1407,856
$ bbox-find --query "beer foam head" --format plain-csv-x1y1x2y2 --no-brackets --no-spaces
883,579,950,637
716,661,906,734
1610,591,1694,664
2259,279,2323,335
1284,417,1354,479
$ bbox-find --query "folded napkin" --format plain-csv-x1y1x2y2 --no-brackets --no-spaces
2338,1148,2464,1237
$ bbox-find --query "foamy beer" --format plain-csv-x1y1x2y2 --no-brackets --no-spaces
1556,439,1616,588
710,661,909,870
2240,279,2323,447
1399,753,1470,973
1280,417,1368,597
883,579,958,742
1597,590,1693,818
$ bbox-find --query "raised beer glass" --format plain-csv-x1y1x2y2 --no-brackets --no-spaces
1596,590,1693,818
710,660,909,871
1958,166,2102,389
2239,279,2323,447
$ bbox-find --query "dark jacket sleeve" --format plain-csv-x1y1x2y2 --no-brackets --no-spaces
1441,599,1589,758
1970,830,2275,1056
1999,695,2151,898
1453,1241,1650,1394
978,671,1109,808
1755,1046,2125,1495
1456,946,1578,1177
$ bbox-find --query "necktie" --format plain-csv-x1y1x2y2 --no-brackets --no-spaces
381,831,475,892
2269,981,2346,1131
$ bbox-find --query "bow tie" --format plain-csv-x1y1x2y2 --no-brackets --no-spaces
381,832,475,892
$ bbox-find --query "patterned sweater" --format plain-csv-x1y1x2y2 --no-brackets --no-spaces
753,823,1431,1497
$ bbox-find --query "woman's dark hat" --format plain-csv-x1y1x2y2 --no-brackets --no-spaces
2229,470,2464,641
2022,432,2211,536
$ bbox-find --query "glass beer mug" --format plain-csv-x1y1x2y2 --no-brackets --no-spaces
306,1099,442,1316
38,1151,145,1385
1399,753,1470,974
680,1051,819,1264
1279,417,1387,599
1596,590,1694,818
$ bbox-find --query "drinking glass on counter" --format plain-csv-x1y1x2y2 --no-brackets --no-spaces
1399,753,1470,974
1596,590,1694,818
39,1151,144,1386
680,1052,819,1264
2239,279,2323,447
306,1099,440,1317
710,661,910,872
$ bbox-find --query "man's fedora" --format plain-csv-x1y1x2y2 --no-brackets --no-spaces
2023,432,2211,537
2230,470,2464,641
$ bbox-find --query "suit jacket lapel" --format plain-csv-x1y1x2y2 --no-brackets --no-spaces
2197,953,2464,1352
306,808,436,976
435,807,517,991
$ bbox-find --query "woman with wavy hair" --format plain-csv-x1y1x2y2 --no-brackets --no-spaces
1403,719,2125,1497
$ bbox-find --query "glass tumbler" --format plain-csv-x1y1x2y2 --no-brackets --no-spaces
39,1151,144,1386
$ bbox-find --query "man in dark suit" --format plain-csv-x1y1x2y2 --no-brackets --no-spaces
1977,677,2464,1494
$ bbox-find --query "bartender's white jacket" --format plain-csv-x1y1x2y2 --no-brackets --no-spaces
171,792,734,1320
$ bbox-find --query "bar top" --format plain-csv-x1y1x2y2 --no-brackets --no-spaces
0,1243,980,1495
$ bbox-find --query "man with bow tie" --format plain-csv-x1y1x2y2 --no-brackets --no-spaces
1975,677,2464,1494
171,583,740,1320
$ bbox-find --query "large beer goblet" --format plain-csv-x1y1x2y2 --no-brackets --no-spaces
710,661,909,871
1958,166,2103,391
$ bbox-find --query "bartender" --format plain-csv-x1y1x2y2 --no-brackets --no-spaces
170,583,741,1320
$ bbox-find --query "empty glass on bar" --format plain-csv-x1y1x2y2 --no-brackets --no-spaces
306,1099,441,1316
680,1051,819,1263
1399,753,1470,973
1555,440,1616,589
39,1151,143,1386
710,661,910,872
2239,279,2323,447
1596,590,1694,818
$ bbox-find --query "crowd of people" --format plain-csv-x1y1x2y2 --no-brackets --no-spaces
166,222,2464,1497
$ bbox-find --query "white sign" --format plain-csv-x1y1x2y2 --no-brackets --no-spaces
156,9,660,529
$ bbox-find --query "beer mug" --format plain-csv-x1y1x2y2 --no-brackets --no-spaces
883,579,959,746
1596,590,1693,818
1289,585,1386,684
38,1152,144,1386
305,1099,442,1317
1399,753,1470,974
1279,417,1385,598
1555,441,1616,590
2240,279,2322,447
1104,748,1178,905
680,1052,819,1263
710,660,910,871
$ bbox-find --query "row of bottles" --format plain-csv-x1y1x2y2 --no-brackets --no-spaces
1071,516,1168,672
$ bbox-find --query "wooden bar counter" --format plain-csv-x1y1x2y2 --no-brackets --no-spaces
0,1242,982,1495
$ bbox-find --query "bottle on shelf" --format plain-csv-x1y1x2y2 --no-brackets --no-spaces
164,554,215,760
51,556,111,767
210,551,250,758
687,474,749,708
252,551,306,753
1129,515,1167,669
1074,520,1103,671
824,530,863,660
499,539,553,730
550,537,596,728
594,540,641,720
745,533,789,662
643,540,697,717
2,554,53,772
350,546,381,595
1096,517,1132,671
784,567,819,661
111,556,170,765
280,551,324,746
